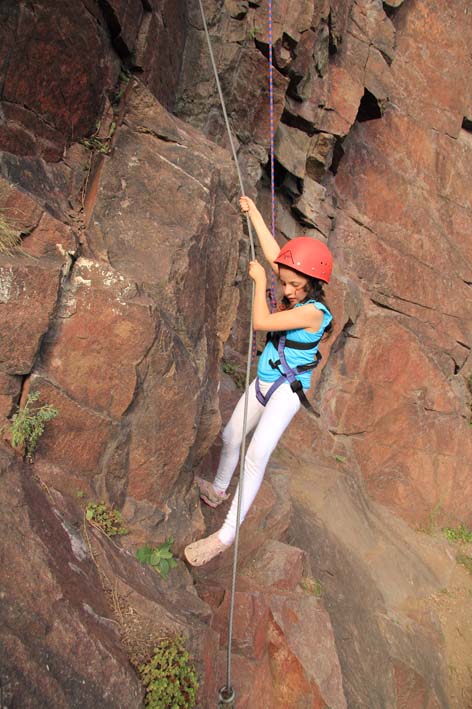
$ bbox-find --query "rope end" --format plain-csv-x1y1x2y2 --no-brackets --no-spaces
218,685,235,706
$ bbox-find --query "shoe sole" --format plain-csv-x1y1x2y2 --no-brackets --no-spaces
200,493,219,508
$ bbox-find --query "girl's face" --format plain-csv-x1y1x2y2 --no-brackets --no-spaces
278,266,309,306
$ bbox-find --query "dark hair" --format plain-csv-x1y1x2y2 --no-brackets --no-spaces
281,272,333,337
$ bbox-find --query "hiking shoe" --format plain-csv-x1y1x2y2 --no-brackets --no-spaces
195,476,230,508
184,532,230,566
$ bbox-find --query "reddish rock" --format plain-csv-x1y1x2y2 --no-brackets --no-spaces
135,1,187,112
21,211,77,259
88,527,220,707
83,81,240,520
394,661,442,708
211,590,270,660
0,256,62,375
0,79,243,548
250,0,314,46
41,258,154,419
286,447,462,708
0,176,43,234
306,132,336,178
268,616,330,708
292,177,334,236
198,539,347,708
350,0,396,63
289,28,329,100
364,46,393,101
275,123,311,178
0,450,143,708
176,25,288,149
215,652,276,709
268,594,346,708
237,539,306,593
224,47,289,148
329,0,354,52
389,1,470,136
100,0,144,57
31,377,114,487
320,315,472,526
0,0,119,160
329,4,472,530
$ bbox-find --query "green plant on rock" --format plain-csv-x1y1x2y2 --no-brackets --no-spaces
456,553,472,575
80,135,112,154
221,359,245,390
443,524,472,544
138,636,199,709
85,502,128,537
418,501,443,535
136,537,178,579
299,576,322,597
5,390,58,462
111,68,131,106
247,25,262,40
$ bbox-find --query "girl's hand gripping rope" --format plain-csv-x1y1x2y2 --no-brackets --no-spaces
239,195,256,216
248,259,267,285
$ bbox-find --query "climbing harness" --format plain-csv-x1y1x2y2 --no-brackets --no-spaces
255,331,323,415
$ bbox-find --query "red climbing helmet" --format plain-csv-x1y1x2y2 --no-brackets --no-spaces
274,237,333,283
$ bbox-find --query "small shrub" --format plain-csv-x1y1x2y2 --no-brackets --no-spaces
299,576,322,597
138,636,198,709
221,359,245,390
418,501,443,535
443,524,472,544
456,553,472,575
5,390,58,462
80,136,111,154
111,68,131,106
247,25,262,40
85,502,128,537
136,537,178,579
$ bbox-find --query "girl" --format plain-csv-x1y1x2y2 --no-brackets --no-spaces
184,195,333,566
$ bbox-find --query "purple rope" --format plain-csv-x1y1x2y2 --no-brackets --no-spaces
252,0,277,363
268,0,277,313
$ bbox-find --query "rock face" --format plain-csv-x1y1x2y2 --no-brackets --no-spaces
0,449,143,708
1,0,472,707
178,0,472,531
198,539,347,708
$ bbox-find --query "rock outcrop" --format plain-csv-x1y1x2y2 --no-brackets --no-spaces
1,0,472,707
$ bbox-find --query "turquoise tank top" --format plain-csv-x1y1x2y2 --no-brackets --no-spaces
257,300,332,389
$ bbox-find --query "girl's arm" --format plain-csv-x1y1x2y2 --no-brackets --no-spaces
249,261,323,332
240,196,280,272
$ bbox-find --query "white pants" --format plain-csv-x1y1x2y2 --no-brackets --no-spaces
214,379,300,545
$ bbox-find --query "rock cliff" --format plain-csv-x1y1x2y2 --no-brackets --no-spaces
1,0,471,707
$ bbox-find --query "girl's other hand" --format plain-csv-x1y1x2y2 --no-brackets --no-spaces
240,196,256,215
248,260,267,283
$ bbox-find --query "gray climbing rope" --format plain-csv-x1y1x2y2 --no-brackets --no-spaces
196,1,256,705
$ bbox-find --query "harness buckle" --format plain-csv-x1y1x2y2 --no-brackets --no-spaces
290,380,303,394
268,358,282,372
